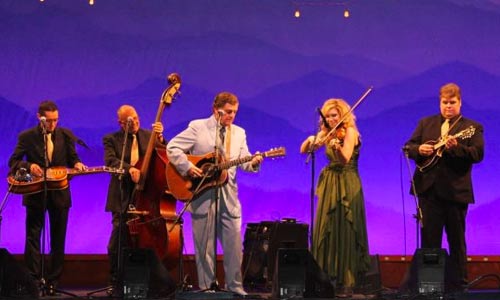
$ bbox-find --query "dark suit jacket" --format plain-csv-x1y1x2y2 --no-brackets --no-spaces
103,128,156,213
8,126,82,208
405,114,484,204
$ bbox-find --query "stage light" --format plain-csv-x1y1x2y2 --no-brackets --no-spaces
344,8,350,18
89,0,94,5
292,1,352,19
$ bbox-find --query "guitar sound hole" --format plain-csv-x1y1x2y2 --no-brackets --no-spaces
201,163,217,177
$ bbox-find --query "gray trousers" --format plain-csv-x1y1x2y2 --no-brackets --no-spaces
191,199,246,295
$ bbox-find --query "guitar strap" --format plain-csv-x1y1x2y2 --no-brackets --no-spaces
225,125,231,159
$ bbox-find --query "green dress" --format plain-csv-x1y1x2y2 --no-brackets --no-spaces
311,141,370,288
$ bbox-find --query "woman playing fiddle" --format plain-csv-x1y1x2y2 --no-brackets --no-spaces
300,98,370,297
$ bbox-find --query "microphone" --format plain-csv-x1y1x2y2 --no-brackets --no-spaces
76,139,90,149
39,116,48,133
217,110,225,116
317,107,331,130
60,128,90,150
125,116,134,131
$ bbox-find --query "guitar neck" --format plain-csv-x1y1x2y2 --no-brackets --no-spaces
433,131,466,150
217,155,255,170
214,148,285,170
66,166,120,176
67,167,95,175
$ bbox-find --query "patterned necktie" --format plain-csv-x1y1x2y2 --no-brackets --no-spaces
219,126,226,146
130,134,139,166
441,119,450,139
46,133,54,162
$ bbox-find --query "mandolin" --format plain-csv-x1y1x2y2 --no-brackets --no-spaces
417,126,476,173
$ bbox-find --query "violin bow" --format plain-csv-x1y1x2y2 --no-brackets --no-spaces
318,86,373,144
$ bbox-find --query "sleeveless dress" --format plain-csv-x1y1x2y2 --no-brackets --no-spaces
311,141,370,288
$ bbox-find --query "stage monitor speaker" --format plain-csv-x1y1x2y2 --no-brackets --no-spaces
122,248,176,299
400,248,459,295
242,222,268,285
0,248,39,298
242,221,308,285
272,248,335,299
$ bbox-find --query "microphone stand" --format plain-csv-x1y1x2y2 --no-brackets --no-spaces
115,119,133,296
204,115,227,293
37,121,50,297
305,106,332,248
0,173,21,242
1,168,34,248
402,147,423,249
0,190,11,242
305,124,322,248
87,119,131,297
37,125,78,298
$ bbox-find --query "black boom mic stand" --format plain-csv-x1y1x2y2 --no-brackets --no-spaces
305,108,331,247
402,145,423,248
37,120,77,298
87,117,132,298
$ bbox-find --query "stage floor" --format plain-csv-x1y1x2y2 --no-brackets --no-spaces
2,286,500,300
3,253,500,299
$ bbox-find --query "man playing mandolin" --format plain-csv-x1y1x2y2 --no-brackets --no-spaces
404,83,484,290
167,91,263,296
8,100,87,296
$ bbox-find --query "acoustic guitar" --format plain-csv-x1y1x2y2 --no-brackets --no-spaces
7,166,124,195
417,126,476,173
166,147,286,201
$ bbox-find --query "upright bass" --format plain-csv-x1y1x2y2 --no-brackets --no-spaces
127,73,182,271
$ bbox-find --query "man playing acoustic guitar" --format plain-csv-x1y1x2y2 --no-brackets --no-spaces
167,91,263,296
404,83,484,290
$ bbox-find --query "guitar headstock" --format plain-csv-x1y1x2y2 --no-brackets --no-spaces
458,126,476,139
262,147,286,159
161,73,182,105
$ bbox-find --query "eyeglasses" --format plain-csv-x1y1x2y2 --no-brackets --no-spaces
45,118,59,123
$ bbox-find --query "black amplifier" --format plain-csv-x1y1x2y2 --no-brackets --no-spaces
242,220,309,286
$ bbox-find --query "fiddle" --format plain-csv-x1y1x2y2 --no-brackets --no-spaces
300,123,345,153
325,126,345,150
